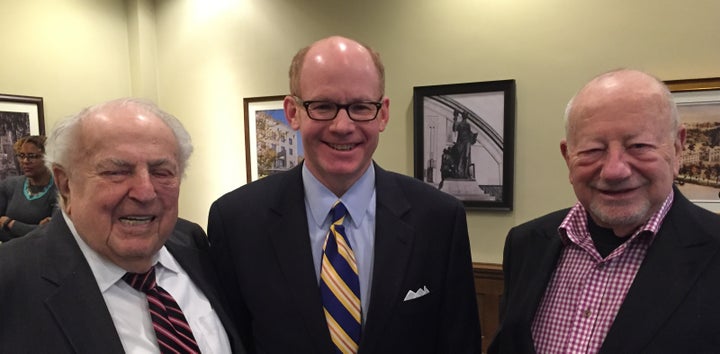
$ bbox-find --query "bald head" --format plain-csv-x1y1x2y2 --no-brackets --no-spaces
289,36,385,98
564,69,680,142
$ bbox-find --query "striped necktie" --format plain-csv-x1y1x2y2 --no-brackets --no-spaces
320,201,361,353
123,267,201,354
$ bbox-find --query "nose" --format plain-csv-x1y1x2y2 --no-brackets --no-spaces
128,170,157,202
599,147,632,181
329,108,355,132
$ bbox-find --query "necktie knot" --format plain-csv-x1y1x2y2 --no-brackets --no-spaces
123,267,157,293
122,265,202,353
331,201,347,224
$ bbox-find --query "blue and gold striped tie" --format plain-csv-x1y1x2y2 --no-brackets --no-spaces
320,201,361,353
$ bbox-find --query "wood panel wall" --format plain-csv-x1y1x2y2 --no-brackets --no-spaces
473,262,503,353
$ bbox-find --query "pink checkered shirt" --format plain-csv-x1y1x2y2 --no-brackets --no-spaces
531,191,674,353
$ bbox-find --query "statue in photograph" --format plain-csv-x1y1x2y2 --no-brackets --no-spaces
452,110,477,179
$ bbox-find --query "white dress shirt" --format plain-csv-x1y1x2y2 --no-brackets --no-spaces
64,211,232,354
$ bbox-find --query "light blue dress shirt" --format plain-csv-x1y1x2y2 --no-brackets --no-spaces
302,164,376,323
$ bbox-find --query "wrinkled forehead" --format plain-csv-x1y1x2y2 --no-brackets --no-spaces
77,109,179,158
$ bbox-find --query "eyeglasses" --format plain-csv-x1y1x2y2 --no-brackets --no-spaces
295,96,383,122
16,153,43,161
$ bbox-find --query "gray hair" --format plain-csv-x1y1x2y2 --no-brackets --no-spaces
45,97,193,175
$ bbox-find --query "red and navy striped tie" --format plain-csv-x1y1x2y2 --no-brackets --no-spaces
320,201,361,353
123,267,201,354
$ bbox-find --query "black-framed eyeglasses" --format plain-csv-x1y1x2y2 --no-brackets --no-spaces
294,96,383,122
16,153,43,161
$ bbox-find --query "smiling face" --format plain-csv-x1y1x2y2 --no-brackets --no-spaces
284,36,389,196
560,70,685,236
53,103,181,272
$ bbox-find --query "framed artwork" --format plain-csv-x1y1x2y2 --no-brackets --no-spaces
243,95,303,182
666,77,720,212
0,93,45,180
413,80,516,210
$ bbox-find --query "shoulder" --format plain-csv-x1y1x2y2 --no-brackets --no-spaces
0,227,50,278
169,217,209,249
502,208,570,249
511,209,570,234
666,191,720,241
213,167,300,207
376,167,461,207
0,176,23,189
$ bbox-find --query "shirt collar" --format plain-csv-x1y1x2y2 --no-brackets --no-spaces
63,210,176,292
302,163,375,228
558,189,675,246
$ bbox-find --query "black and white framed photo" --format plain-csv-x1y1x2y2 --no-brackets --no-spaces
413,80,515,210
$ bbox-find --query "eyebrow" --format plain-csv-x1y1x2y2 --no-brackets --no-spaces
100,158,177,169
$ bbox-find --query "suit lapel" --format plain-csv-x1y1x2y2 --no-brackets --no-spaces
521,230,563,324
267,167,335,354
360,166,414,353
506,225,563,352
602,194,720,352
41,217,125,353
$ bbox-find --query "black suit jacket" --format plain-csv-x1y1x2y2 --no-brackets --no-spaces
489,189,720,353
0,212,245,354
208,163,481,354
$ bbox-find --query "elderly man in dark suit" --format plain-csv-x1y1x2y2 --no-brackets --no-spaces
208,36,481,354
489,69,720,353
0,98,245,354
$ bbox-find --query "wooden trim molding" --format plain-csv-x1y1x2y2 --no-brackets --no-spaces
473,262,504,353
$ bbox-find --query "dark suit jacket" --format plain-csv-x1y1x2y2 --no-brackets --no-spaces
488,189,720,353
0,212,245,354
208,163,481,354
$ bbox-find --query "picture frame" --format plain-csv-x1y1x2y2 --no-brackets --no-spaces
243,95,304,182
0,93,45,181
413,80,516,210
665,77,720,212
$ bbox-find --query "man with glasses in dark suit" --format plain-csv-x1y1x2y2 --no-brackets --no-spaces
209,36,481,354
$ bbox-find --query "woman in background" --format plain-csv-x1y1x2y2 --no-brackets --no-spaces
0,135,57,242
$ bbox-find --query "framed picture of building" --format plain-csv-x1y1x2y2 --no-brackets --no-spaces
243,95,303,182
413,80,516,210
666,77,720,212
0,93,44,181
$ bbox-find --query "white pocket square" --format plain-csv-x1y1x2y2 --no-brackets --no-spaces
403,285,430,301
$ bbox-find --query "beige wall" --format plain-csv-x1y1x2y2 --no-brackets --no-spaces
2,0,719,263
1,0,132,126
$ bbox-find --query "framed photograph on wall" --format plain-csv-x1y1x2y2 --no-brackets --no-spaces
0,93,45,181
243,95,304,182
666,77,720,212
413,80,516,210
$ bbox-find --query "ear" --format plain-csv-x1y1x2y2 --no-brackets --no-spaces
52,165,71,212
284,95,301,130
377,97,390,132
673,124,687,175
560,139,570,164
560,139,575,184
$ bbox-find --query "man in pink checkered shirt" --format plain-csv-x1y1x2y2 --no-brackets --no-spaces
489,69,720,353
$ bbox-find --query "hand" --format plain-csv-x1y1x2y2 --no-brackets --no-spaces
0,216,9,229
39,217,51,225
